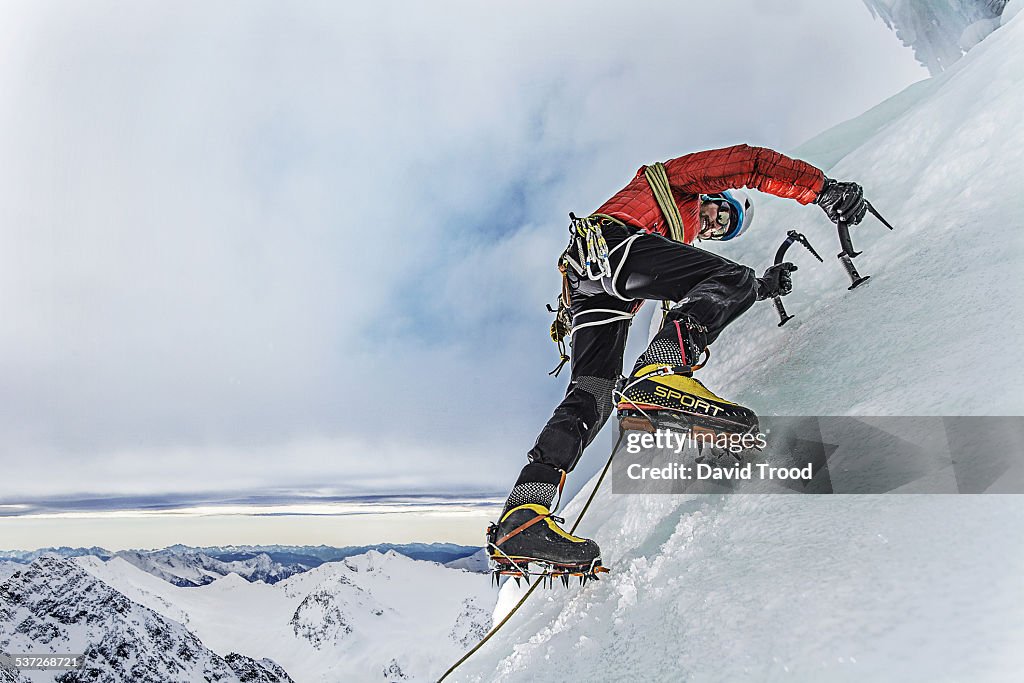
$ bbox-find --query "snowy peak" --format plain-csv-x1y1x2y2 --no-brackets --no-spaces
444,548,489,573
449,596,491,649
281,550,494,678
0,543,482,596
0,557,293,682
289,576,390,650
223,654,294,683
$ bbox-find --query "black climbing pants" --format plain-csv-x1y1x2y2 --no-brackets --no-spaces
516,221,759,489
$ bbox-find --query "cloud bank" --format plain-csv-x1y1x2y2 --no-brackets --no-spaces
0,0,926,505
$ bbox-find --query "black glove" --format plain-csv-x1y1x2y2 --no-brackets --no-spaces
815,177,867,225
756,262,798,301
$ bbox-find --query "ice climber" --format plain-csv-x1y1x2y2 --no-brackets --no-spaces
488,144,867,575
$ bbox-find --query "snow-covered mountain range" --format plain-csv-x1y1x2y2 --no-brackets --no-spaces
112,549,307,587
0,549,493,682
0,543,482,589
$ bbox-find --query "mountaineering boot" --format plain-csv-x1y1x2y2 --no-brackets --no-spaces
616,363,758,436
489,503,602,568
488,463,601,572
616,312,757,435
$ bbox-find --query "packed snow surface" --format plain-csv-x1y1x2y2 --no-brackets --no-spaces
709,6,1024,417
456,495,1022,682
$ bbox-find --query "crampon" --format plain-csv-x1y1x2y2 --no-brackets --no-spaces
486,516,609,589
488,554,609,588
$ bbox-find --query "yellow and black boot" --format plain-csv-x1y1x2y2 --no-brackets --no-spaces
490,504,601,567
488,464,602,575
617,363,758,436
617,313,757,435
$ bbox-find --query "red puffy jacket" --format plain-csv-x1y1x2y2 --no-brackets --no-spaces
594,144,824,244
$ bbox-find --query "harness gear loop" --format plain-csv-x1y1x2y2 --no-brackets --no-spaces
547,262,573,376
562,212,613,280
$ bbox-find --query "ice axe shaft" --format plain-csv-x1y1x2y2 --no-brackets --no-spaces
837,218,871,288
839,251,870,289
838,200,891,258
835,201,884,286
772,230,821,327
773,296,793,326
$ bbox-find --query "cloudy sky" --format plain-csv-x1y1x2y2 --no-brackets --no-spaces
0,1,927,548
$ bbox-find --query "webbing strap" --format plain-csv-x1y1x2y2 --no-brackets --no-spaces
496,513,548,546
674,319,687,366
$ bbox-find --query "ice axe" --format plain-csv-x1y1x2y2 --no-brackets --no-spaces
772,230,823,326
836,200,894,290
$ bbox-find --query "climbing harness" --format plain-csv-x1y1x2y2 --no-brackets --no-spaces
547,213,642,375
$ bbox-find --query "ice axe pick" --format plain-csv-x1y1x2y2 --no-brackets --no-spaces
772,229,823,326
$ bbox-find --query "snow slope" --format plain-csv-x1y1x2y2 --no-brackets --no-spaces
449,11,1024,683
456,495,1023,681
0,562,21,583
445,548,489,573
709,8,1024,417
